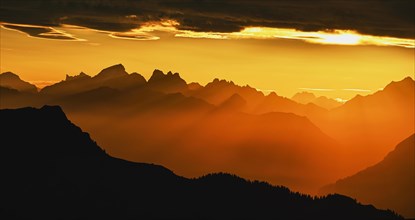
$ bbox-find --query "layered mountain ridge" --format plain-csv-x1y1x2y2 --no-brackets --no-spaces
1,64,413,217
0,106,402,220
321,134,415,218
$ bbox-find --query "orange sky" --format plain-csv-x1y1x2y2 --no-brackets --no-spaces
1,22,414,100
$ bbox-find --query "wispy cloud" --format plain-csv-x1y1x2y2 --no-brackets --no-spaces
177,27,415,48
299,88,335,92
342,88,372,92
2,19,414,48
1,23,85,41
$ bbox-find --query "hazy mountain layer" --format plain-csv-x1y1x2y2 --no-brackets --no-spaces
321,134,415,218
0,106,402,220
0,65,413,195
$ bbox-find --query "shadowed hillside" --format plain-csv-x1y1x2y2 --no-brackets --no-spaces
321,134,415,218
0,106,402,220
0,65,413,194
0,72,37,93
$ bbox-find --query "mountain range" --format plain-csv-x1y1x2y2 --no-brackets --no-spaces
0,106,402,220
0,64,414,217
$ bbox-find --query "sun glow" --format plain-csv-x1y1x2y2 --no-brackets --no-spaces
306,31,362,45
176,26,414,48
2,19,414,48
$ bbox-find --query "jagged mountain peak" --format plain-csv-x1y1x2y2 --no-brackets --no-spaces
94,64,128,80
150,69,183,82
65,72,91,81
383,76,414,92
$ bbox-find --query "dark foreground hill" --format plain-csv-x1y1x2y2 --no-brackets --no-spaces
0,106,402,220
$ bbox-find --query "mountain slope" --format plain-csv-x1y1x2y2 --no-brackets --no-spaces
320,134,415,218
0,106,402,220
54,89,345,193
315,77,415,168
0,72,38,93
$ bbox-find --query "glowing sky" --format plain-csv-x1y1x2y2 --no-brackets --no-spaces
1,19,414,100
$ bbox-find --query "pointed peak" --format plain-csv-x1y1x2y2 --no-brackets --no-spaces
218,93,247,109
390,76,414,85
268,91,279,98
403,76,414,82
383,76,415,91
102,63,125,72
1,71,20,79
228,93,245,101
149,69,184,82
94,64,128,79
149,69,165,81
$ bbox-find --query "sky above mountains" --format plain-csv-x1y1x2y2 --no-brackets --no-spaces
1,0,414,100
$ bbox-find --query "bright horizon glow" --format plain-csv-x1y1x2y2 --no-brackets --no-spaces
1,20,413,100
2,20,414,48
179,27,415,48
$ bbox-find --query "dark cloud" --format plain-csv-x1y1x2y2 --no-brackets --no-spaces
2,24,80,40
1,0,413,39
110,32,159,40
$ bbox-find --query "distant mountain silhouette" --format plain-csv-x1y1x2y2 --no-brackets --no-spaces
2,65,327,117
292,91,343,109
0,86,42,108
46,87,345,193
186,78,327,116
148,69,188,93
216,93,247,111
186,78,262,109
0,72,38,93
0,106,402,220
0,64,413,196
188,81,203,90
41,64,146,96
315,77,415,169
321,134,415,218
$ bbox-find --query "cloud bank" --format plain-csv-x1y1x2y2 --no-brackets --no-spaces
1,0,413,40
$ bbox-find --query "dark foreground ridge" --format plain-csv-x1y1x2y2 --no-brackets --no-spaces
0,106,402,220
